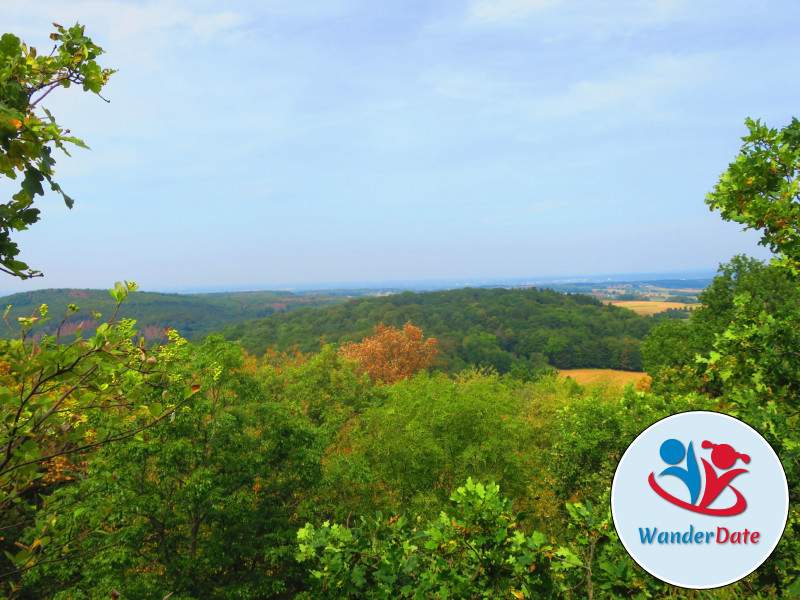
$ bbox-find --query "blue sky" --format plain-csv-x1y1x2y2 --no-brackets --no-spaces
1,0,796,293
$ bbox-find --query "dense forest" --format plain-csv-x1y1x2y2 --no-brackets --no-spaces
222,287,652,373
1,24,799,600
0,288,349,341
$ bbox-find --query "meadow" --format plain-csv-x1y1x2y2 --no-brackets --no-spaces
558,368,650,388
605,299,697,316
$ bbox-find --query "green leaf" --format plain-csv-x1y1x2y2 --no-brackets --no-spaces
21,168,44,197
0,33,21,57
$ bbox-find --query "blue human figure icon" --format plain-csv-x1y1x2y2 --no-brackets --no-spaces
658,439,701,505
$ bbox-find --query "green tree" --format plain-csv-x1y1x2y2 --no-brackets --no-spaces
0,23,114,278
25,337,323,599
297,479,561,599
297,477,671,600
320,371,537,520
705,117,800,273
643,255,799,399
0,285,206,595
691,117,800,593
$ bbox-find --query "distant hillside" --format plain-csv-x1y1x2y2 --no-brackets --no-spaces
221,287,654,373
0,288,349,341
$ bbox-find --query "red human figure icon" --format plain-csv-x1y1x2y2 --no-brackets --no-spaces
698,441,750,511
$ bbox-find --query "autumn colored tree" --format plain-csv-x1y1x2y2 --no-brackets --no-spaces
338,321,437,384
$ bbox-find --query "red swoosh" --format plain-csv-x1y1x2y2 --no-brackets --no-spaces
648,472,747,516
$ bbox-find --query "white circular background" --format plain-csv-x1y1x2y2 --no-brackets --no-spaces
611,411,789,589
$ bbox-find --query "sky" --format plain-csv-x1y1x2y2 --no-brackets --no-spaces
1,0,797,293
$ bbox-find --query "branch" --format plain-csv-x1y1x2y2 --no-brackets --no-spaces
0,540,119,580
0,358,99,474
0,265,42,279
0,390,199,478
31,365,98,433
28,75,76,107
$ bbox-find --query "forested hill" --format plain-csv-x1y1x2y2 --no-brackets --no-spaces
221,287,653,372
0,288,349,341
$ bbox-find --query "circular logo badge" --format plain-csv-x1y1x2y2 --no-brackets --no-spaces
611,411,788,589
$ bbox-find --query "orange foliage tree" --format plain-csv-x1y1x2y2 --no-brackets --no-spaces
338,321,437,384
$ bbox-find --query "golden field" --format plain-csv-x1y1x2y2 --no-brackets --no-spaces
604,300,694,316
559,368,650,389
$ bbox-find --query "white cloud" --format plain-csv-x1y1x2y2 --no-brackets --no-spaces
3,1,247,43
535,55,716,118
191,11,247,41
469,0,562,22
466,0,694,36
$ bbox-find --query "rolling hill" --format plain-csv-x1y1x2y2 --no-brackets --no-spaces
0,288,350,342
221,287,654,373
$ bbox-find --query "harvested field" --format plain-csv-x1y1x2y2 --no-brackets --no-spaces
559,368,650,389
604,300,695,316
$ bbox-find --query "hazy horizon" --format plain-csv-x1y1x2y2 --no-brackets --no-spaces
0,266,722,298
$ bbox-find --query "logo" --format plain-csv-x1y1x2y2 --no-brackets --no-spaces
648,439,749,516
611,411,788,589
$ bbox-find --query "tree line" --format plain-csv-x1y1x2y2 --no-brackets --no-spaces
0,288,348,341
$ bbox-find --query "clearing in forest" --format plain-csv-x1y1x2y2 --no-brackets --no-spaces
605,300,695,316
559,368,650,388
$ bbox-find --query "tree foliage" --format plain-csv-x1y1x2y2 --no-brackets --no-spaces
319,371,541,520
297,476,688,600
0,284,210,596
0,287,349,343
646,117,800,594
297,479,561,599
23,337,323,599
706,117,800,273
642,255,800,398
338,321,437,384
0,23,114,278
